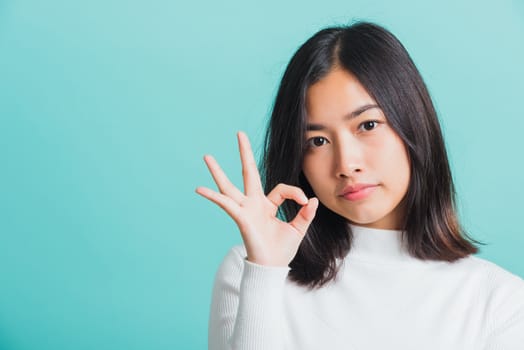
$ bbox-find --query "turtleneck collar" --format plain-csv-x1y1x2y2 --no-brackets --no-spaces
347,223,414,264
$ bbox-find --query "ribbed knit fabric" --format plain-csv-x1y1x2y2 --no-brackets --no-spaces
208,224,524,349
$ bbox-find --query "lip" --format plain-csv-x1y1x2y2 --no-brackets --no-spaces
339,184,378,201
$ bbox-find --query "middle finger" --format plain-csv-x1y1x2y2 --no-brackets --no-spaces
237,131,264,196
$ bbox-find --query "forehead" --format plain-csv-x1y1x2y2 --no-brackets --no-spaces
305,69,377,122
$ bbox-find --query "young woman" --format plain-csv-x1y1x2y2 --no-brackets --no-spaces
196,22,524,350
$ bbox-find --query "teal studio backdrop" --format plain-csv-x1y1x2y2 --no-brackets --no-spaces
1,0,523,349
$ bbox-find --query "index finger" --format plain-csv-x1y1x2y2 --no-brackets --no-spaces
237,131,263,196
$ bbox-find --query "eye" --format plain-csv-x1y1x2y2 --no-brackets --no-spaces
359,120,380,131
306,136,329,149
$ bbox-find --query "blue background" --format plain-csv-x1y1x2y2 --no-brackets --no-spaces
1,0,523,349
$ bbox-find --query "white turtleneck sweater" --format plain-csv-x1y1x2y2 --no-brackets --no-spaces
208,224,524,350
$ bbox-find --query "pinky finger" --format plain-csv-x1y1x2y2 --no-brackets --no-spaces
195,186,242,219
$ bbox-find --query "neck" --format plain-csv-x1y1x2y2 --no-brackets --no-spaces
347,223,414,264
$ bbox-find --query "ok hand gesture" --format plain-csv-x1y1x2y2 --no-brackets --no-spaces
196,132,318,267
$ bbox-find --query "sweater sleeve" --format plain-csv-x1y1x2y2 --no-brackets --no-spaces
484,265,524,350
208,246,291,350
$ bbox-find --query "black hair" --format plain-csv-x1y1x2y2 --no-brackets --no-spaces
263,21,481,289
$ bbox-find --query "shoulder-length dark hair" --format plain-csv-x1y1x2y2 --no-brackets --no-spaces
263,21,481,289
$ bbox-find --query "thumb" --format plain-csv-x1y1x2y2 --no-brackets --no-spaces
289,198,319,235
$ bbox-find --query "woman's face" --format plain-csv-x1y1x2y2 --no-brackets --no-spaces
302,68,410,230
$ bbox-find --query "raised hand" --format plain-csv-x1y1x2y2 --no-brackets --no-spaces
195,131,318,267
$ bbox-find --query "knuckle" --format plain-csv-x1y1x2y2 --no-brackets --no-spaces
275,183,285,190
273,183,304,198
276,183,293,191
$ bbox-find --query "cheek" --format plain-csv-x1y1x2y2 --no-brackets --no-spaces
375,135,410,185
302,158,316,184
302,156,328,189
385,147,411,192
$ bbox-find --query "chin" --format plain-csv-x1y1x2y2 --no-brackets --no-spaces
332,207,381,224
334,199,403,228
343,212,393,228
348,218,382,227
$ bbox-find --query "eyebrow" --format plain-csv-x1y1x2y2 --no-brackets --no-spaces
306,104,380,131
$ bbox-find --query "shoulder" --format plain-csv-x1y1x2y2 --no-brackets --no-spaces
454,255,524,299
439,255,524,311
464,255,524,291
464,256,524,336
470,257,524,345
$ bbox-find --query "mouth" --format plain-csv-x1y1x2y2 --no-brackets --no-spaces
339,184,378,201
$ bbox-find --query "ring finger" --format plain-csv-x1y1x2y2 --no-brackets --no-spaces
203,155,245,203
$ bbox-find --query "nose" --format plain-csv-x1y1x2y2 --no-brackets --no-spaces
334,134,364,178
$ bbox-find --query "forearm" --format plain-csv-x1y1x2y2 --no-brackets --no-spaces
209,248,290,350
